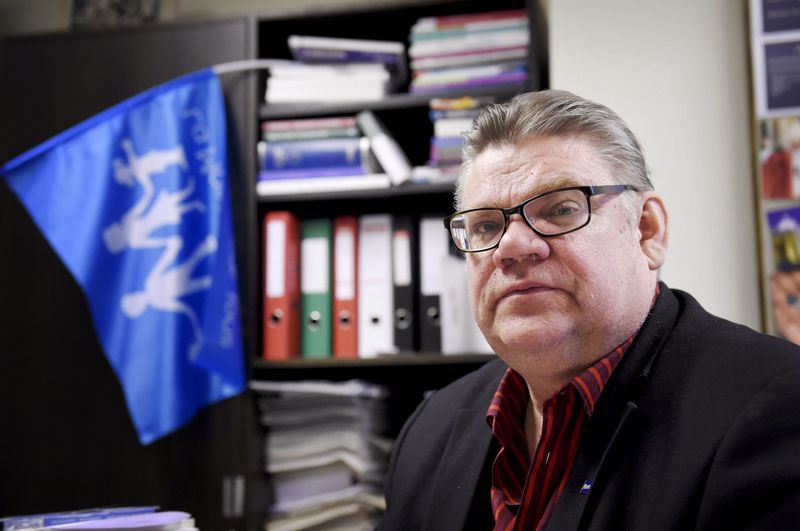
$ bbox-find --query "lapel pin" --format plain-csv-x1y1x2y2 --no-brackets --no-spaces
580,480,593,495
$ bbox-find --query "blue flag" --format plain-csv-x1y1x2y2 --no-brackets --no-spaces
1,69,245,445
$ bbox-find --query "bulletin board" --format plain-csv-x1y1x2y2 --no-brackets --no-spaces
750,0,800,342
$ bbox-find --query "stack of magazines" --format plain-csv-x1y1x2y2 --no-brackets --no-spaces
250,379,392,530
408,9,529,93
265,36,407,104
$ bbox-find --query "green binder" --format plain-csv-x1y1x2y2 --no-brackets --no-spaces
300,218,333,358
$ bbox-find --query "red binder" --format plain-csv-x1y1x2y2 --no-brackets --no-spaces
263,211,301,360
333,216,359,358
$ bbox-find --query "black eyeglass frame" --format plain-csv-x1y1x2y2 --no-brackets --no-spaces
443,184,640,253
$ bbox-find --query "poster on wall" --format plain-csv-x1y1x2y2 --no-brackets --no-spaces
766,206,800,342
750,0,800,343
751,0,800,116
757,116,800,199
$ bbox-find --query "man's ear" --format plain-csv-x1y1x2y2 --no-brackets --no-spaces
638,192,669,270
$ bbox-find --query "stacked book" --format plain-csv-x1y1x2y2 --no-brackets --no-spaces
265,36,407,104
257,112,412,196
424,96,494,180
0,507,196,530
407,9,529,94
250,379,391,531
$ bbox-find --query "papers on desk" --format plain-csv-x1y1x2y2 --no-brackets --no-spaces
250,379,392,529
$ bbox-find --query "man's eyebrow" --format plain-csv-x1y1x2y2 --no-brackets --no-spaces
479,175,581,209
529,175,581,196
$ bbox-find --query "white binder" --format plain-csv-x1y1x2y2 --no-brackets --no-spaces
440,253,493,355
357,214,396,358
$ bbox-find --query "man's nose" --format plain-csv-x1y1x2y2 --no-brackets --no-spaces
492,214,550,268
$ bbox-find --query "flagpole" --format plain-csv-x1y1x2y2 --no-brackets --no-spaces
212,59,293,75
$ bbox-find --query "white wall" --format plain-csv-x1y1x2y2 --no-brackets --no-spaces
548,0,761,330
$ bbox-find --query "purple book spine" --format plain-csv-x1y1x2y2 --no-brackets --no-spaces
411,71,528,93
258,166,367,181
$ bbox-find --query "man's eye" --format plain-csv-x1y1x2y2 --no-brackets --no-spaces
472,221,502,235
546,201,582,218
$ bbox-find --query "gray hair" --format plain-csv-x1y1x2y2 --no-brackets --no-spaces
456,90,653,209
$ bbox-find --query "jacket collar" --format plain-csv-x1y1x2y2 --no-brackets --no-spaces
544,282,680,530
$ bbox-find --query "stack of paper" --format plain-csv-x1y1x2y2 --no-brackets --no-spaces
250,379,392,529
265,63,391,104
288,35,407,90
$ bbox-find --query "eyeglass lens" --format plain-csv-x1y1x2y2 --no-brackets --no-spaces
449,189,590,251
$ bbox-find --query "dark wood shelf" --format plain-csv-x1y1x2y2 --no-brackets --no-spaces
258,83,527,120
252,353,494,370
256,178,456,203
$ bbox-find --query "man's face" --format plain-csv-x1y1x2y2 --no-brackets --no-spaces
463,135,656,383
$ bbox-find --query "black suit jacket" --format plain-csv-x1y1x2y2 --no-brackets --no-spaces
381,285,800,530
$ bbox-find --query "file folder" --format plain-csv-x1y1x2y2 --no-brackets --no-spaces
301,218,333,358
392,216,417,353
263,211,301,360
358,214,395,358
333,216,359,358
440,253,493,355
418,216,449,353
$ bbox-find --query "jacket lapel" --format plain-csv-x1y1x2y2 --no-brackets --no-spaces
422,408,495,531
545,283,680,530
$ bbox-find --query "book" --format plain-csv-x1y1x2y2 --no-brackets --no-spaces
51,512,195,530
440,253,493,355
408,27,529,58
266,63,390,104
410,9,528,33
418,216,449,352
333,216,359,359
265,82,389,104
263,211,301,361
288,35,408,87
413,61,527,85
258,137,372,173
410,45,529,70
263,116,358,133
433,117,475,138
259,167,368,180
410,19,528,41
355,111,412,186
1,508,158,531
262,117,359,142
358,214,395,358
429,95,497,110
256,173,392,198
392,216,417,352
410,70,528,93
289,34,403,53
300,219,333,359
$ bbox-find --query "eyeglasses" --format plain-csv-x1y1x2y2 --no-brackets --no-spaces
443,184,638,253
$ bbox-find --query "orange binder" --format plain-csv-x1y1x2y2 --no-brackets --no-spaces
263,211,301,360
333,216,358,358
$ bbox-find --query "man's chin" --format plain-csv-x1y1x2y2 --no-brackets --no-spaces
491,322,572,357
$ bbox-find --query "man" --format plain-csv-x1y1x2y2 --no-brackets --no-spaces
380,90,800,530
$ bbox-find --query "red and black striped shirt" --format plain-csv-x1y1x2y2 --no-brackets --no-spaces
485,336,634,531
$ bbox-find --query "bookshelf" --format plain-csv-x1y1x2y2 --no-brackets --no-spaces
0,1,546,530
248,1,545,527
